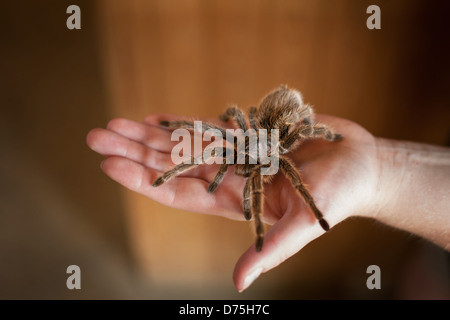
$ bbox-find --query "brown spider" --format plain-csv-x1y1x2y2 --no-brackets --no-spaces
152,85,343,252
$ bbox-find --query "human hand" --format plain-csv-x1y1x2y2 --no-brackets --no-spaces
86,113,383,292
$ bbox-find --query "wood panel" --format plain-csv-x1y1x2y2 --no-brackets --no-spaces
96,0,450,298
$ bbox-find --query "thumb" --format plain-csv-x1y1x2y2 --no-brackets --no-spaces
233,209,326,292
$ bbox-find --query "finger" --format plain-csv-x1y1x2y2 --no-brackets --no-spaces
106,118,177,153
100,156,242,219
233,209,325,292
101,156,213,211
87,128,176,170
108,117,230,158
89,127,231,182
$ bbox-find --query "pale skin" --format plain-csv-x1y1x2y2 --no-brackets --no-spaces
86,114,450,292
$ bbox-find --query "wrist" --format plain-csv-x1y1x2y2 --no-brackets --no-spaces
372,137,450,249
371,137,409,220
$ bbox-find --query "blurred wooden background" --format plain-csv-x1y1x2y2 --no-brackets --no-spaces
0,0,449,299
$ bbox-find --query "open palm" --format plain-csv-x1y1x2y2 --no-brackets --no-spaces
87,113,380,291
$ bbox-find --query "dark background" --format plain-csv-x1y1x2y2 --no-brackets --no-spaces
0,0,449,299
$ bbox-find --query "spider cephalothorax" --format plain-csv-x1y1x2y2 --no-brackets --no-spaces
153,85,343,251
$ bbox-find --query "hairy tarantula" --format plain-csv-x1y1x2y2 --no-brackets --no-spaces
152,85,343,252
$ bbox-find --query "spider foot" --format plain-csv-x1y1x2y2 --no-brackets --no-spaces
152,177,165,187
255,237,264,252
207,181,218,193
319,218,330,231
243,209,252,221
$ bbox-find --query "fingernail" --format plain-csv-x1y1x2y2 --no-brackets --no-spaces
239,267,262,293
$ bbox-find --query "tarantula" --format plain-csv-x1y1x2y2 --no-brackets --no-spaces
152,85,343,252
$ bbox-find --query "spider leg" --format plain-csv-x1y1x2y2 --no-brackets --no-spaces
207,147,235,193
279,157,330,231
281,123,343,152
242,178,252,220
219,106,249,131
248,106,258,130
249,169,265,251
160,120,235,144
301,124,343,141
280,126,304,152
153,147,216,187
299,104,314,125
207,163,229,193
